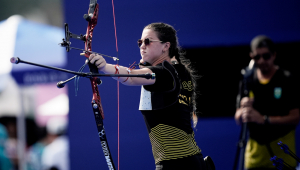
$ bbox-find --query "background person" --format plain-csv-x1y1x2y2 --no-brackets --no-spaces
235,35,300,170
41,117,69,170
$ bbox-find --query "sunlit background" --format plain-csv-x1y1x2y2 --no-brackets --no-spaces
0,0,67,170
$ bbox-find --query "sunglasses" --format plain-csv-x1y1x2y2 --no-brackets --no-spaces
137,38,163,48
252,52,272,61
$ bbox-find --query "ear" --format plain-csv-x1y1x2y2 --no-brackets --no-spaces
164,42,171,51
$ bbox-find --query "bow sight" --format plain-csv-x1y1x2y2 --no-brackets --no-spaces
60,23,119,61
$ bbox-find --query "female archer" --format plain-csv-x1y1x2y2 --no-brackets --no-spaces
89,22,205,170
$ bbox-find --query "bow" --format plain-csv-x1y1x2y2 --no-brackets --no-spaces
62,0,117,169
82,1,116,169
10,0,155,169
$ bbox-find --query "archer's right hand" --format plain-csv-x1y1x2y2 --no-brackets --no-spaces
240,97,253,108
234,97,254,125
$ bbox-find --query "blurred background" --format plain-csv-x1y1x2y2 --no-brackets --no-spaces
0,0,299,170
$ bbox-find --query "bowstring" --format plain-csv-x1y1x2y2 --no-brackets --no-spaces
111,0,120,169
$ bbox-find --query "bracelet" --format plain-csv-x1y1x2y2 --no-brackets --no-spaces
263,115,270,124
122,68,131,83
114,64,120,74
114,64,120,79
122,62,136,83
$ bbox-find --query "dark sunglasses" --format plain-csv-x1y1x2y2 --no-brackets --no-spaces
137,38,163,48
252,52,272,61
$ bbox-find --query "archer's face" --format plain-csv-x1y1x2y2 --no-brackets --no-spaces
250,47,276,74
139,29,165,65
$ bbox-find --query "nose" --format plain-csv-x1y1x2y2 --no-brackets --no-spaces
257,56,265,63
139,41,146,49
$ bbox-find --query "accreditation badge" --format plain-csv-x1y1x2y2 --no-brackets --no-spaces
274,87,282,99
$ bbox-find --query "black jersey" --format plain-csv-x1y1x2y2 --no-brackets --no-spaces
139,61,201,164
237,67,299,144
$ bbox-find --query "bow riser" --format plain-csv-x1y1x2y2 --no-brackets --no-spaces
91,77,105,119
84,3,99,54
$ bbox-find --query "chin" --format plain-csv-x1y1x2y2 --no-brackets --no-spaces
260,67,271,74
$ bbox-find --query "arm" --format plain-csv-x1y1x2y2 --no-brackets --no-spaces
235,97,300,126
89,54,155,86
269,108,300,125
269,71,300,125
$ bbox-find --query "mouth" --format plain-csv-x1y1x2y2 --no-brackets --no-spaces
141,51,146,57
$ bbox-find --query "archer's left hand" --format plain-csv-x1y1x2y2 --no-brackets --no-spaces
89,54,107,71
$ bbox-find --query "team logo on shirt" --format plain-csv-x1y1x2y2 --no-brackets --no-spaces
179,94,190,106
274,87,282,99
182,81,193,91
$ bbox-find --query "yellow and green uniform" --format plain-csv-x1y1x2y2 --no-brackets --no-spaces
237,68,299,169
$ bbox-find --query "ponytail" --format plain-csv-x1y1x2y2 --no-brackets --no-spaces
145,22,201,128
